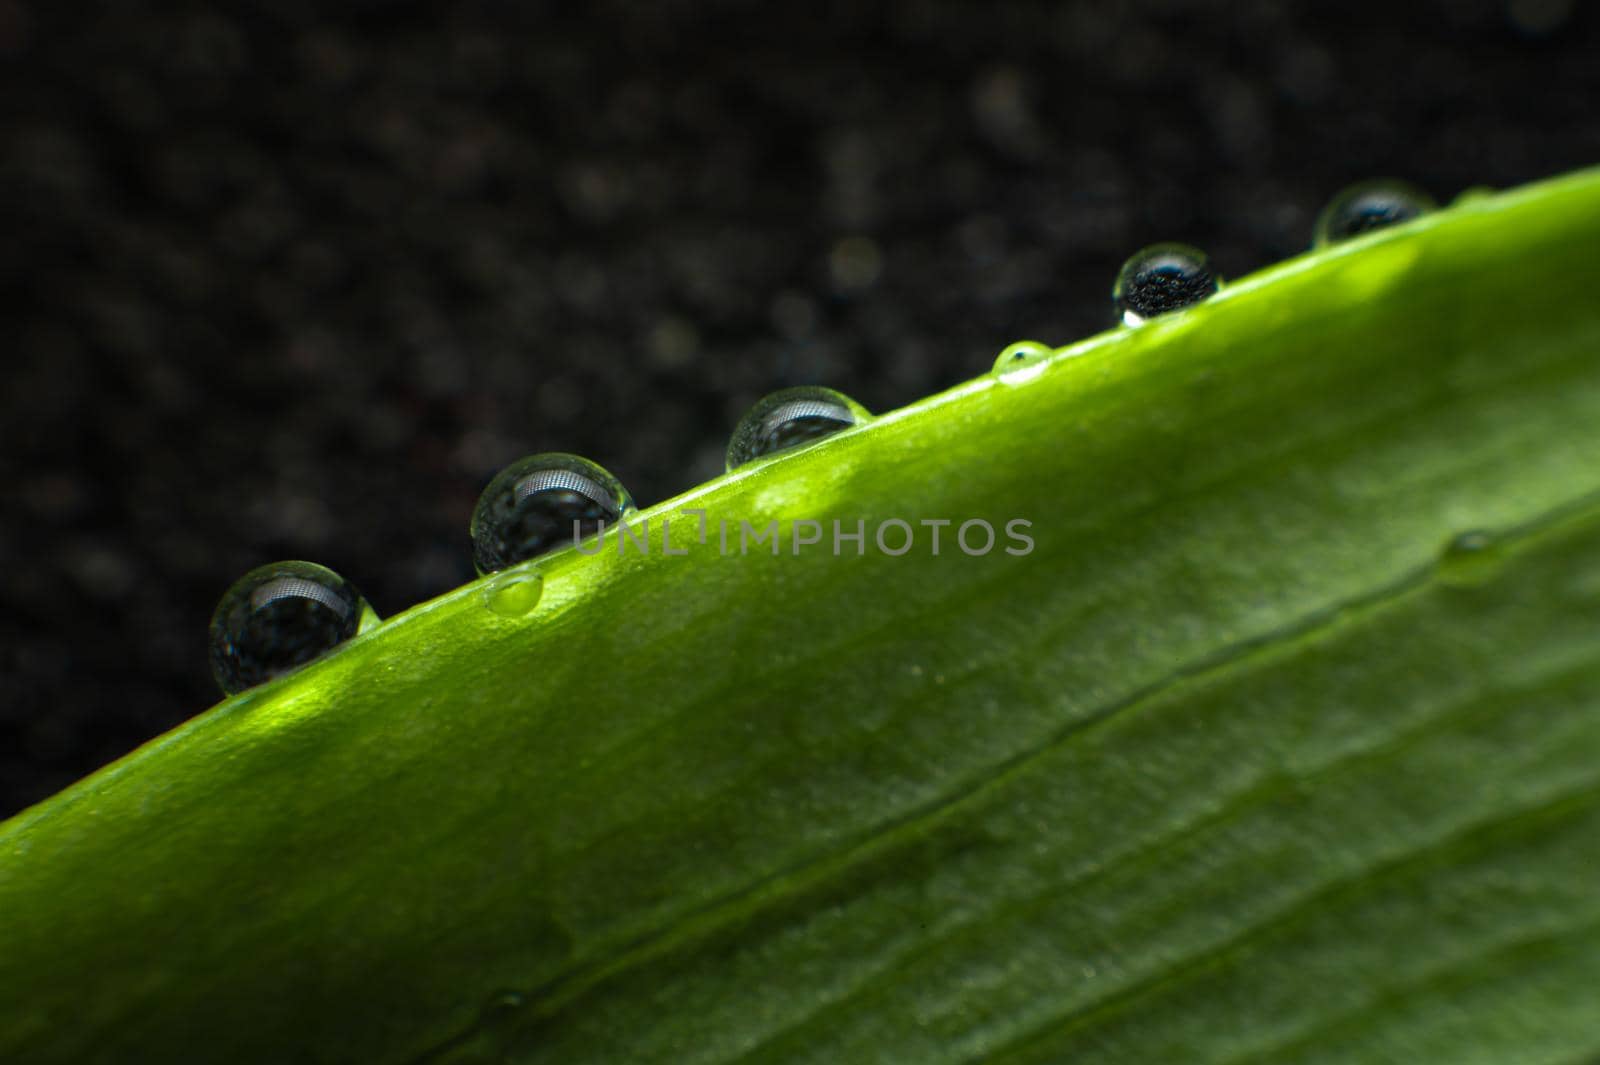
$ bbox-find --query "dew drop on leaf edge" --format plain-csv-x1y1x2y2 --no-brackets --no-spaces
726,386,871,470
992,340,1054,382
471,453,634,574
482,571,544,618
1313,178,1437,247
1113,243,1222,326
208,560,377,695
1437,529,1505,588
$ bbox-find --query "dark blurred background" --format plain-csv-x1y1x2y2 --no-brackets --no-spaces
2,0,1596,817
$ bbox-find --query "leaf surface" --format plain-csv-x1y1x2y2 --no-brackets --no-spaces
3,168,1600,1064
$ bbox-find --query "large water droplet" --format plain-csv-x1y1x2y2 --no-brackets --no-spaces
209,561,377,695
1437,530,1504,588
991,340,1054,383
1313,179,1436,247
471,453,632,574
1113,243,1221,326
726,386,869,470
482,572,544,618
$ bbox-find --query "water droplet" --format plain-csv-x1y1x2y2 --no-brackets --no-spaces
1438,530,1504,588
413,991,529,1065
480,990,526,1027
208,561,377,695
482,572,544,618
1313,179,1436,247
471,453,633,574
726,386,870,470
1113,243,1221,326
992,340,1054,383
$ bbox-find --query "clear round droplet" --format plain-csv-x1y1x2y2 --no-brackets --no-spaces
1313,179,1436,247
1113,243,1222,326
726,386,870,470
471,453,633,574
208,561,377,695
992,340,1054,382
482,572,544,618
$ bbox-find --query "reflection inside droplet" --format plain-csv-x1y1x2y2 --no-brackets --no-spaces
209,561,377,695
1314,179,1436,247
471,453,633,573
1113,243,1222,326
726,386,870,470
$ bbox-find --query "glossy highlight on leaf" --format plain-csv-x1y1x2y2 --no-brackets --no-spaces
3,167,1600,1065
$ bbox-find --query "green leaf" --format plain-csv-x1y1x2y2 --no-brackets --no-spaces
4,168,1600,1065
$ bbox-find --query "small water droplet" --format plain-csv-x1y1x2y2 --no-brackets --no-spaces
414,991,530,1065
471,453,633,574
992,340,1053,383
1113,243,1221,326
1438,530,1504,588
480,990,526,1025
1313,179,1436,247
726,386,870,470
208,561,377,695
482,572,544,618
